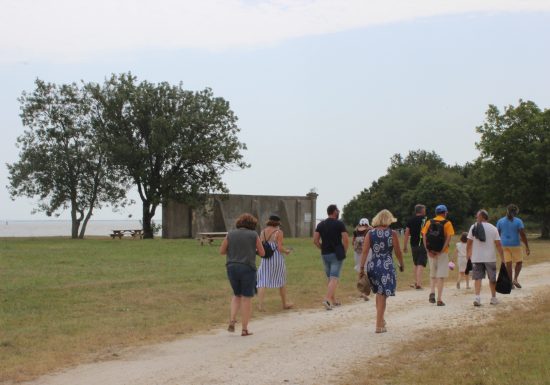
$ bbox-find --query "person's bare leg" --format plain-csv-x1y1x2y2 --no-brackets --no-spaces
489,281,496,298
416,266,424,287
466,274,470,289
257,287,266,311
474,279,482,297
279,286,293,309
437,278,444,302
327,278,339,303
514,262,523,283
241,297,252,332
376,294,387,329
506,261,513,280
230,296,241,322
430,277,436,295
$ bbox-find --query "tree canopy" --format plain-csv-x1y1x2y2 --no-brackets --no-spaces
7,79,130,238
88,73,249,238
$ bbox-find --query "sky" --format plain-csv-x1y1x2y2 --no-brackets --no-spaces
1,0,550,222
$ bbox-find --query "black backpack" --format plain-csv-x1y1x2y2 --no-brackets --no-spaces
425,219,448,252
261,230,279,259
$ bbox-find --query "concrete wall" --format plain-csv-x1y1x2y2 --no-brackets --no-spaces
162,192,318,239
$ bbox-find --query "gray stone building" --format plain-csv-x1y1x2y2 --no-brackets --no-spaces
162,192,318,238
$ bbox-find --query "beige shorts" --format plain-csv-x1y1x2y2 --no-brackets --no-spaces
503,247,523,263
428,252,449,278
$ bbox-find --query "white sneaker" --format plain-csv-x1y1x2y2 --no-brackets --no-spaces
490,297,499,305
473,297,481,307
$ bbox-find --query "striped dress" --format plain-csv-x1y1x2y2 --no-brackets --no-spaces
257,229,287,288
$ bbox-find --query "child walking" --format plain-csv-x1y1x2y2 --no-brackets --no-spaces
455,232,470,289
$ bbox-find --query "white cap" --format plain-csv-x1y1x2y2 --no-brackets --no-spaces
359,218,370,226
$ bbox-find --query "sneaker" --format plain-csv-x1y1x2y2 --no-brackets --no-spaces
490,297,499,305
473,297,481,307
322,300,332,311
429,293,436,304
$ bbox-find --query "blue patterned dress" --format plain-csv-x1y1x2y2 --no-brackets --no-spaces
366,228,397,297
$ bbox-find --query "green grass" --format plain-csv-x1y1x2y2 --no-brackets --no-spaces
0,236,547,382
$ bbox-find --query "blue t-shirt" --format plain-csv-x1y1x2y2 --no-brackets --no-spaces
496,217,524,247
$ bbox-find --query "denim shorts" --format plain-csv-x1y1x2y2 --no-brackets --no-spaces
227,263,256,297
322,253,343,279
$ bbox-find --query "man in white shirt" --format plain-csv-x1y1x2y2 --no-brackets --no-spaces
467,209,505,306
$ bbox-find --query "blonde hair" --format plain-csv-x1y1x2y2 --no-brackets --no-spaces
371,209,397,227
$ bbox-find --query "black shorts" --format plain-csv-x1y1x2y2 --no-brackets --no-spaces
411,245,428,267
227,263,256,297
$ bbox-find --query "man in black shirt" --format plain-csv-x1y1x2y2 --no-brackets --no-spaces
314,204,349,310
403,204,427,289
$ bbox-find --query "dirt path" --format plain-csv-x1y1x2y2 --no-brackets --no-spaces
25,263,550,385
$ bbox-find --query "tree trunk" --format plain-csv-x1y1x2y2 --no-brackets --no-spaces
79,208,94,239
142,203,155,239
70,202,81,239
541,212,550,239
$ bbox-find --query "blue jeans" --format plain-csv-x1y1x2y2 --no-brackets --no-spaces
322,253,343,279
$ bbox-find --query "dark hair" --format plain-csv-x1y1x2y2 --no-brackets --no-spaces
414,204,426,214
507,204,519,217
478,209,489,221
460,232,468,243
235,213,258,230
266,219,281,227
327,204,339,215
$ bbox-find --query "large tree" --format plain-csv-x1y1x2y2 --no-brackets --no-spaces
89,73,249,238
7,79,130,238
476,100,550,238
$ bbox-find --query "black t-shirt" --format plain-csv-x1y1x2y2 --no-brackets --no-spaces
406,215,427,247
315,218,347,254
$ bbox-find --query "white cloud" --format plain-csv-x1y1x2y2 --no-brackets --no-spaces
1,0,549,63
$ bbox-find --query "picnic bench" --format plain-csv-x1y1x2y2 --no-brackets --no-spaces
197,232,227,246
110,229,144,239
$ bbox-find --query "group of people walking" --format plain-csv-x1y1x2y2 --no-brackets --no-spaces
219,203,530,336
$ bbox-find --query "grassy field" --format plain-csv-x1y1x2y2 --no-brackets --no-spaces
0,236,548,382
342,290,550,385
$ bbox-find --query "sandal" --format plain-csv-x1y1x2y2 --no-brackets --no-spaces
228,320,236,333
241,329,253,337
375,327,387,333
513,281,522,289
437,300,446,306
283,303,294,310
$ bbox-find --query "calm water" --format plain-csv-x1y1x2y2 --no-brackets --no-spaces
0,220,154,237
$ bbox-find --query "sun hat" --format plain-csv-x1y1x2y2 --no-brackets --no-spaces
435,204,448,214
268,213,281,221
359,218,370,226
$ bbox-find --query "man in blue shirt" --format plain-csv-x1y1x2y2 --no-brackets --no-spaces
496,204,530,288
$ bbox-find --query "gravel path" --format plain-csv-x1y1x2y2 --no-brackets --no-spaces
25,262,550,385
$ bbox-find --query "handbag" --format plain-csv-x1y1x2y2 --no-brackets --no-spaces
261,230,279,259
465,259,473,275
357,274,371,295
496,262,512,294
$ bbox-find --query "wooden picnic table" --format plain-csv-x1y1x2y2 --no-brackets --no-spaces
110,229,144,239
197,232,228,246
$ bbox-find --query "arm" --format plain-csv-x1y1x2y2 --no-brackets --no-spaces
495,239,504,262
313,231,322,250
403,227,410,253
359,232,371,277
276,230,290,255
466,239,473,260
342,231,349,252
519,229,530,256
256,236,266,257
442,234,452,255
392,230,404,271
219,237,228,255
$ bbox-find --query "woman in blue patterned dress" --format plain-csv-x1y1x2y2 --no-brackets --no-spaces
257,214,294,311
358,209,404,333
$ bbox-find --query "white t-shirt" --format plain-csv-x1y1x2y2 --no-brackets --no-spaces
467,222,501,263
456,242,467,259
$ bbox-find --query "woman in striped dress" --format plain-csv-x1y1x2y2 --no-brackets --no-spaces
257,214,294,311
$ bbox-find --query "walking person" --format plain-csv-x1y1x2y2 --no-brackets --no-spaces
359,209,404,333
454,232,470,289
257,214,294,311
220,213,265,336
422,204,454,306
403,204,428,289
353,218,372,300
467,209,505,306
496,204,530,288
313,204,349,310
